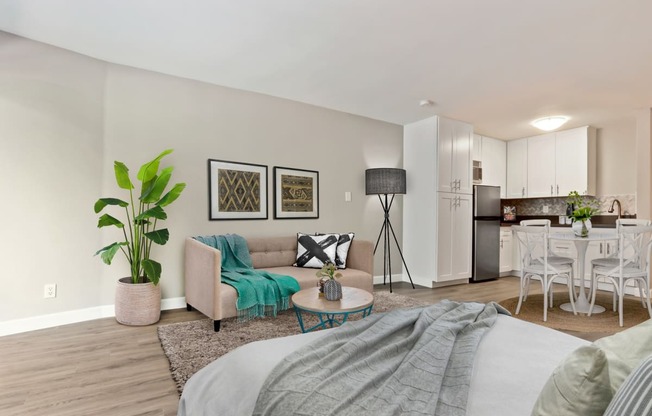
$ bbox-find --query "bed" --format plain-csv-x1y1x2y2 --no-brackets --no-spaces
177,312,589,416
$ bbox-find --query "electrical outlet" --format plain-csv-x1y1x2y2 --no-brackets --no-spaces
44,284,57,299
542,205,549,214
344,191,352,202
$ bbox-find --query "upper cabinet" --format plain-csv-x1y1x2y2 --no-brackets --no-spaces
527,133,557,197
506,138,528,198
481,136,507,198
438,117,473,194
472,134,482,161
556,127,595,196
507,126,596,198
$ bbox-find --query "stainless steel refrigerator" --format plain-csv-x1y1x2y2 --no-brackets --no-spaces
472,185,501,282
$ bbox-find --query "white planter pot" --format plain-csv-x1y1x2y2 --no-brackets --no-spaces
115,277,161,326
571,219,592,237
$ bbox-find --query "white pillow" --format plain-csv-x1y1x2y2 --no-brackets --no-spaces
335,232,355,269
294,233,339,268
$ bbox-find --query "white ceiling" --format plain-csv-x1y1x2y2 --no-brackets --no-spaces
1,0,652,139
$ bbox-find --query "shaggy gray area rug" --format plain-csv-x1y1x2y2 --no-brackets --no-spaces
157,291,428,394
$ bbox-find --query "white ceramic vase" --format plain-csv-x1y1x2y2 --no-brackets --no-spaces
571,218,592,238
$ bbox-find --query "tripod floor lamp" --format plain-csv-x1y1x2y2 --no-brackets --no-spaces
365,168,415,293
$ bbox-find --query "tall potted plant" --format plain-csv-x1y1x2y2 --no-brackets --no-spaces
94,149,185,325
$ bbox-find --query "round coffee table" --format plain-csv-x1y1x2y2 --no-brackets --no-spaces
292,286,374,333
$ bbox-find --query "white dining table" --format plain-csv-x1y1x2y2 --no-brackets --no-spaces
549,230,618,314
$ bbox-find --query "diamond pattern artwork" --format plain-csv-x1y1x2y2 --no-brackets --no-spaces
218,169,260,212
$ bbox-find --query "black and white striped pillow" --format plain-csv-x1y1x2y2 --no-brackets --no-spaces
335,232,355,269
295,233,339,268
603,354,652,416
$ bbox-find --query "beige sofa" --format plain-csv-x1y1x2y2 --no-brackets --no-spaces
184,235,374,331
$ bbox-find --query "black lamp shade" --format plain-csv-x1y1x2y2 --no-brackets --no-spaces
365,168,406,195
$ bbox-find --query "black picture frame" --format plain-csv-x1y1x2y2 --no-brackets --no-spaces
208,159,268,220
273,166,319,219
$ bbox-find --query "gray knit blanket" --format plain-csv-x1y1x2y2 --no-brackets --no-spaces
253,300,509,416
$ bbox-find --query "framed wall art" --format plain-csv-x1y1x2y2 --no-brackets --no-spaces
208,159,268,220
273,166,319,219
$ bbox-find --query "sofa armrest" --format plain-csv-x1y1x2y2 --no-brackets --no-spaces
184,237,223,320
345,239,374,276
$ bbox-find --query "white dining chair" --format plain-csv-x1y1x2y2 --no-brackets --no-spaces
520,219,576,265
589,224,652,326
519,219,578,299
512,225,576,321
590,219,652,312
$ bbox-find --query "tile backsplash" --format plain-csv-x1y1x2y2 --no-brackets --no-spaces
502,194,636,216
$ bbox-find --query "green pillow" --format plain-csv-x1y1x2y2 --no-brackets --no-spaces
594,318,652,391
531,319,652,416
531,345,612,416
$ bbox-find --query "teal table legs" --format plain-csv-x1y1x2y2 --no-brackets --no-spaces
294,305,374,333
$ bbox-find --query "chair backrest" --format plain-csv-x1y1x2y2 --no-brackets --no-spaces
616,225,652,271
512,225,552,270
616,218,652,229
520,219,551,230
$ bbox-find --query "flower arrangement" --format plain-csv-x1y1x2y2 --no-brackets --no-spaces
566,191,600,222
316,262,342,280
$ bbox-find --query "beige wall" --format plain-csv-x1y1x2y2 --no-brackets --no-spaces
594,117,637,197
1,32,403,322
0,33,106,321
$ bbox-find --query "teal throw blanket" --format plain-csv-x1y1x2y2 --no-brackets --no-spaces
194,234,300,321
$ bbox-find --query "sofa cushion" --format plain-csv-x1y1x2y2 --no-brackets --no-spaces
262,266,373,293
248,236,298,269
295,233,339,268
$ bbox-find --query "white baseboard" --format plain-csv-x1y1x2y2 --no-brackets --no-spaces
0,297,186,337
373,274,405,285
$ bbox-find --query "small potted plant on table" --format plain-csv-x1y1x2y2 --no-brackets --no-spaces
316,262,343,301
567,191,599,237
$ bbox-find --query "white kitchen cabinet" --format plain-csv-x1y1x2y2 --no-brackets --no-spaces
403,116,474,287
438,117,473,194
437,193,473,282
481,136,507,198
509,126,596,198
527,133,556,197
506,138,528,198
473,133,482,161
555,127,595,196
512,232,522,272
499,227,513,273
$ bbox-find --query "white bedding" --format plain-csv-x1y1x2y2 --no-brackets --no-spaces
178,315,588,416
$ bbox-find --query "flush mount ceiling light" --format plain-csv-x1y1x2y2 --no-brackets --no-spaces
531,116,570,131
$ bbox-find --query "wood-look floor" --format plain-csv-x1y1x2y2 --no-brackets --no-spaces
0,277,582,415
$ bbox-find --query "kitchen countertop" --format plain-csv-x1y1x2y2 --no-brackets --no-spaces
499,215,636,229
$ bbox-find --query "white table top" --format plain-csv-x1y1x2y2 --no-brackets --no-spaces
549,229,617,241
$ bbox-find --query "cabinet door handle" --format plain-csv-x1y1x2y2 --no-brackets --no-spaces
522,187,525,197
500,239,504,248
600,243,603,254
557,185,559,195
551,185,553,196
607,244,610,255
